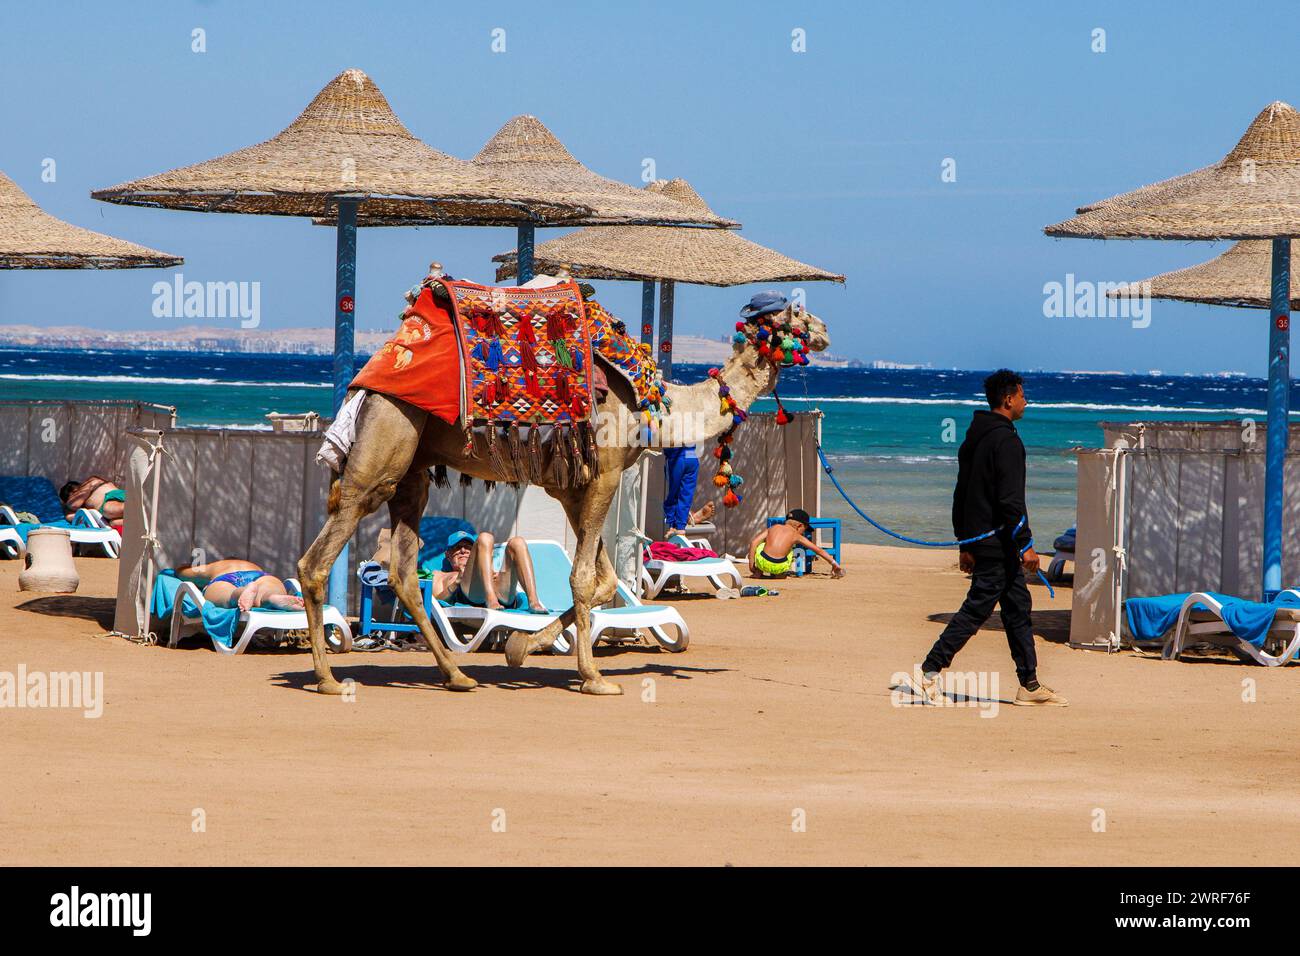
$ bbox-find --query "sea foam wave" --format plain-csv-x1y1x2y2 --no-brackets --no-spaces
0,373,324,388
776,395,1270,415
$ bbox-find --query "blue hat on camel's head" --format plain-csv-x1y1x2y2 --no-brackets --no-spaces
739,290,788,321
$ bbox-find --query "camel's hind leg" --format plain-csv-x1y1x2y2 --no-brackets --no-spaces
387,468,477,691
299,477,376,694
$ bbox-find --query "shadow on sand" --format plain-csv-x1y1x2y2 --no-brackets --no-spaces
272,649,729,694
17,594,116,629
926,608,1071,645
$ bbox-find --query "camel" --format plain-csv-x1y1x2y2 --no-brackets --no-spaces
297,300,830,696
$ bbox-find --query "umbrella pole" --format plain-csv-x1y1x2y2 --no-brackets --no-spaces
516,224,535,284
328,199,358,612
1264,237,1291,599
641,281,656,345
658,279,675,380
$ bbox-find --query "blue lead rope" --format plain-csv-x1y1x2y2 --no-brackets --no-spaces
814,443,1054,598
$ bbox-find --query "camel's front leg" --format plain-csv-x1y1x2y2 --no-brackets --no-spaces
504,484,619,669
562,474,622,695
388,470,477,691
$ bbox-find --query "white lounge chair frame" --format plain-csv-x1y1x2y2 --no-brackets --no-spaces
0,504,121,558
0,526,22,558
427,540,690,655
641,552,741,599
551,578,690,655
162,577,352,656
1164,590,1300,667
1047,547,1074,581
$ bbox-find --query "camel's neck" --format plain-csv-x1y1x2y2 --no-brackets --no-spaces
661,343,780,446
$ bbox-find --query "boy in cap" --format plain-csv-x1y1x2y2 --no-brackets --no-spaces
746,508,845,579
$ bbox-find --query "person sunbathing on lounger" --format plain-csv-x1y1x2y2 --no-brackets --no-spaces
432,531,549,614
747,508,844,580
177,559,305,612
59,476,125,522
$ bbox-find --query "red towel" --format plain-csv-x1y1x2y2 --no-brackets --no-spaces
645,541,719,562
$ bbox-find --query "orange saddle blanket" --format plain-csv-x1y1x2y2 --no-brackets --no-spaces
351,279,600,486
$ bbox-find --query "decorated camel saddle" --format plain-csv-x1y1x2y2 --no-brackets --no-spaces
350,274,669,487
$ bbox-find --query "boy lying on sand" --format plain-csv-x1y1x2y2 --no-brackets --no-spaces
747,508,845,579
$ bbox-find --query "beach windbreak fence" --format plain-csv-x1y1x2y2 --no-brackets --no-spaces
643,411,823,557
1071,421,1300,648
0,400,174,489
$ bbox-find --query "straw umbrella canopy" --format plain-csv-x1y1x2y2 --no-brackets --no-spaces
1045,101,1300,597
493,178,842,285
0,170,179,269
340,117,737,231
336,113,739,292
492,178,840,377
92,71,589,225
1108,240,1300,310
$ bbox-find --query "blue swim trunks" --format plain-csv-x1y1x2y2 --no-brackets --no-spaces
211,570,267,589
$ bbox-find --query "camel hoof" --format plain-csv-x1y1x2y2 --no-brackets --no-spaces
446,673,478,692
580,678,623,696
316,677,348,696
504,632,532,668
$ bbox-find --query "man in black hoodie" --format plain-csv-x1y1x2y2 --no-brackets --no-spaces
912,370,1067,707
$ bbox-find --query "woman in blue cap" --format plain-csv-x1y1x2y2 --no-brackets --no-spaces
434,530,549,614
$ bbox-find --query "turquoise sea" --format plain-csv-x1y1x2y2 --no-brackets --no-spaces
1,348,1281,546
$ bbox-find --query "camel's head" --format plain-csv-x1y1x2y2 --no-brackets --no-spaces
783,303,831,354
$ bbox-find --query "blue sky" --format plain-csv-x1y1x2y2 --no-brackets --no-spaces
2,0,1298,374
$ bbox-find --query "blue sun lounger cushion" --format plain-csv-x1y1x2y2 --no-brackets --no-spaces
1125,590,1300,648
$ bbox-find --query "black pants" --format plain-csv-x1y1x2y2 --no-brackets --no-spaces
922,551,1037,686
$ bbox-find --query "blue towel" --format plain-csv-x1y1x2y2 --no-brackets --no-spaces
0,475,67,525
151,569,295,650
1125,590,1300,647
1053,526,1076,552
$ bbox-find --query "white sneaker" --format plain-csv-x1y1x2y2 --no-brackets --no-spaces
715,587,740,600
908,671,943,706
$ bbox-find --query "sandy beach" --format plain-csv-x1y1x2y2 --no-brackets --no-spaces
3,543,1298,867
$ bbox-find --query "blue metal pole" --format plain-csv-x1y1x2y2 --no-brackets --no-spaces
1264,237,1291,599
328,199,358,612
657,279,675,380
516,224,535,284
641,280,656,345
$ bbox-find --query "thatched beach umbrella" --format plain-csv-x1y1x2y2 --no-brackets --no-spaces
93,69,595,412
344,115,738,284
493,178,841,377
92,68,596,608
1109,240,1300,310
1046,101,1300,596
0,170,179,269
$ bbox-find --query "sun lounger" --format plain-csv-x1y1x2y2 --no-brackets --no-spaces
524,540,689,654
151,570,352,656
1126,589,1300,666
0,526,22,558
0,475,121,558
1047,526,1075,581
642,535,742,598
439,540,572,651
